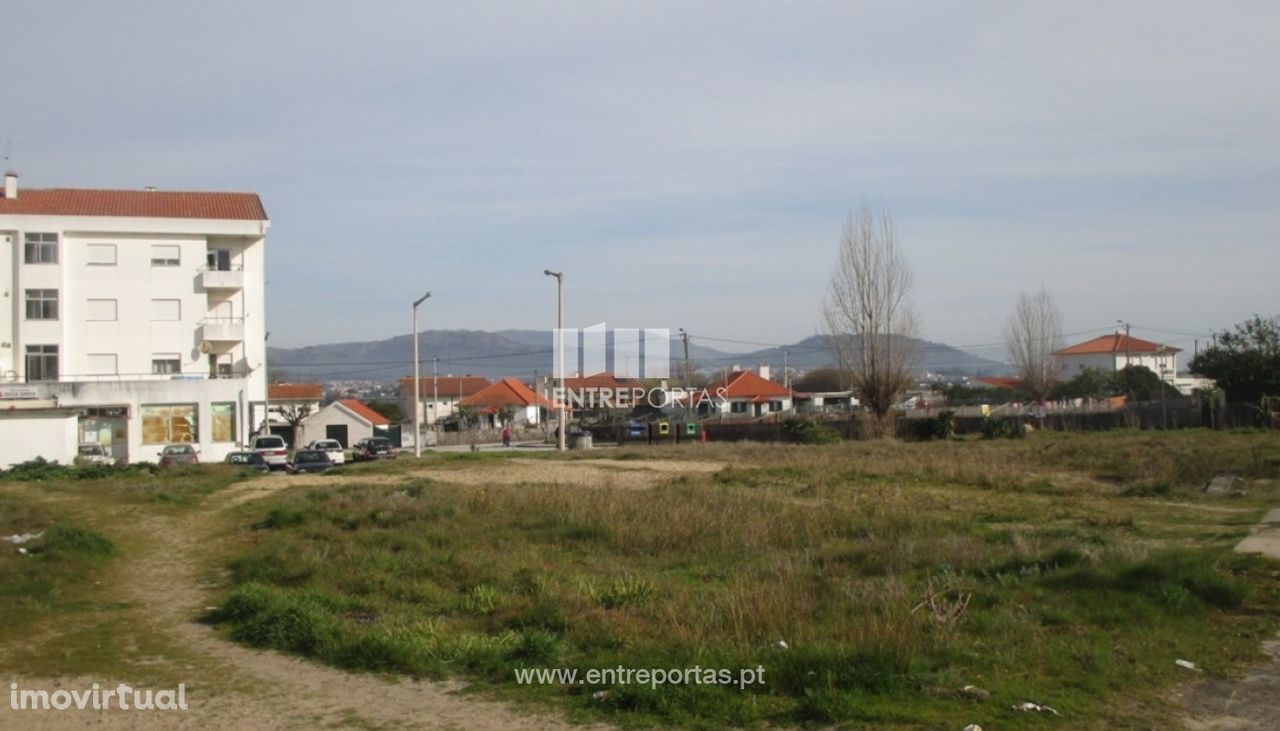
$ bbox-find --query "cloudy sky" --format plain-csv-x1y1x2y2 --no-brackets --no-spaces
5,1,1276,360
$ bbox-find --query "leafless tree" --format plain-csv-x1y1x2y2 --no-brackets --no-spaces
277,403,313,448
822,206,920,431
1003,286,1064,400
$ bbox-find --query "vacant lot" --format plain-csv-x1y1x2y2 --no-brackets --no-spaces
2,431,1280,729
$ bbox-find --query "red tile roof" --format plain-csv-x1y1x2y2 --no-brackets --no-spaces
336,399,390,426
684,370,792,405
399,376,490,399
0,187,267,221
560,373,644,390
720,370,793,399
976,376,1026,389
268,383,324,401
460,378,551,409
1054,334,1181,356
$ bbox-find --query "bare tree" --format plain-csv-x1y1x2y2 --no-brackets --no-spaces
822,206,920,431
277,403,313,448
1003,286,1063,400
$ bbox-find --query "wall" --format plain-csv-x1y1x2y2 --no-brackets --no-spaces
0,410,78,468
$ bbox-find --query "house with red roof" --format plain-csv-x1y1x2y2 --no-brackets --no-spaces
298,399,390,448
1054,333,1180,383
0,173,269,466
692,368,794,418
459,377,551,428
398,375,490,427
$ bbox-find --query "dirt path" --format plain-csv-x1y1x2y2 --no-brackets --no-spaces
1180,507,1280,730
7,474,610,730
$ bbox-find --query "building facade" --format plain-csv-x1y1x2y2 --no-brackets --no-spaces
0,173,268,466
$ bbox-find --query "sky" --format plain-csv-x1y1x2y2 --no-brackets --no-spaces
4,1,1277,361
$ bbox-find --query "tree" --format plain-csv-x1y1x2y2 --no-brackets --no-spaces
366,400,405,424
1189,315,1280,404
1113,365,1181,402
276,403,312,448
822,206,920,429
792,367,851,393
1003,286,1063,400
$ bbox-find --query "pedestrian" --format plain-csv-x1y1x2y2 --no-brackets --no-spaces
501,425,512,447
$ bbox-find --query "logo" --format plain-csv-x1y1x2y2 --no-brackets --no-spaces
552,322,669,379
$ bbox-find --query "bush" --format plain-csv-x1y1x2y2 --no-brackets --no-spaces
781,418,842,445
911,411,956,441
979,417,1025,440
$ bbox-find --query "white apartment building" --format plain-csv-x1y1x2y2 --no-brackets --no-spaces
0,172,269,466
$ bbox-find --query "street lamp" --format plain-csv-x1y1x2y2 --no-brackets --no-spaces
544,269,566,452
412,291,432,458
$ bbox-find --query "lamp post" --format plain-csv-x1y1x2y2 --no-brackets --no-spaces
544,269,566,452
412,291,431,458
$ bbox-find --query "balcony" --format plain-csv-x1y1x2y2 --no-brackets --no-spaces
199,265,244,290
199,317,245,343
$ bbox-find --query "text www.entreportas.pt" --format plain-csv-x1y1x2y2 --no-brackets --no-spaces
514,665,766,690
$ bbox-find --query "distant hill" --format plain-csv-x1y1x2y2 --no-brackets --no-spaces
268,330,1002,383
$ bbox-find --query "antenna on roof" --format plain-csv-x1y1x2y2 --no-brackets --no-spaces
2,140,11,170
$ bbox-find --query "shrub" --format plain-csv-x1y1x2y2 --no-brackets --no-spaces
781,418,842,445
39,524,116,558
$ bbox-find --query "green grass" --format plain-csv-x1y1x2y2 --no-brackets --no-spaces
207,430,1280,728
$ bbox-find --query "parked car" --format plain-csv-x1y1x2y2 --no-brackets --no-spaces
76,442,116,467
306,439,346,465
224,451,270,472
249,435,289,470
158,444,199,467
287,449,333,474
352,437,397,462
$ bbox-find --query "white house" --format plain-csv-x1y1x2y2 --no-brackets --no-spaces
399,375,490,425
298,399,389,448
0,172,268,466
1054,333,1180,382
266,383,324,445
692,368,794,418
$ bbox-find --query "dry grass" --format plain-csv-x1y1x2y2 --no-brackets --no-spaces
208,429,1280,727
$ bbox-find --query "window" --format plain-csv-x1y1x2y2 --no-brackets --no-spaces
87,354,118,375
212,402,236,443
23,233,58,264
208,353,233,378
141,404,197,444
25,345,58,382
206,249,232,271
24,289,58,320
152,355,181,374
151,299,181,321
86,299,118,321
730,401,748,414
86,244,117,266
150,244,180,267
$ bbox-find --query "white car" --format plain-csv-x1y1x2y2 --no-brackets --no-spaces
249,435,289,470
76,442,116,467
307,439,345,465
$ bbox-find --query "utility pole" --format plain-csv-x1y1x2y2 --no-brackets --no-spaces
544,269,566,452
783,349,790,390
432,356,438,440
679,328,692,419
1117,319,1131,368
412,291,431,458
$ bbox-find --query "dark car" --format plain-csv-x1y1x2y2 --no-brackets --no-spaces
287,449,333,474
224,451,270,472
158,444,199,467
352,437,397,462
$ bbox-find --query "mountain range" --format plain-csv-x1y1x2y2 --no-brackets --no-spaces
268,330,1004,383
